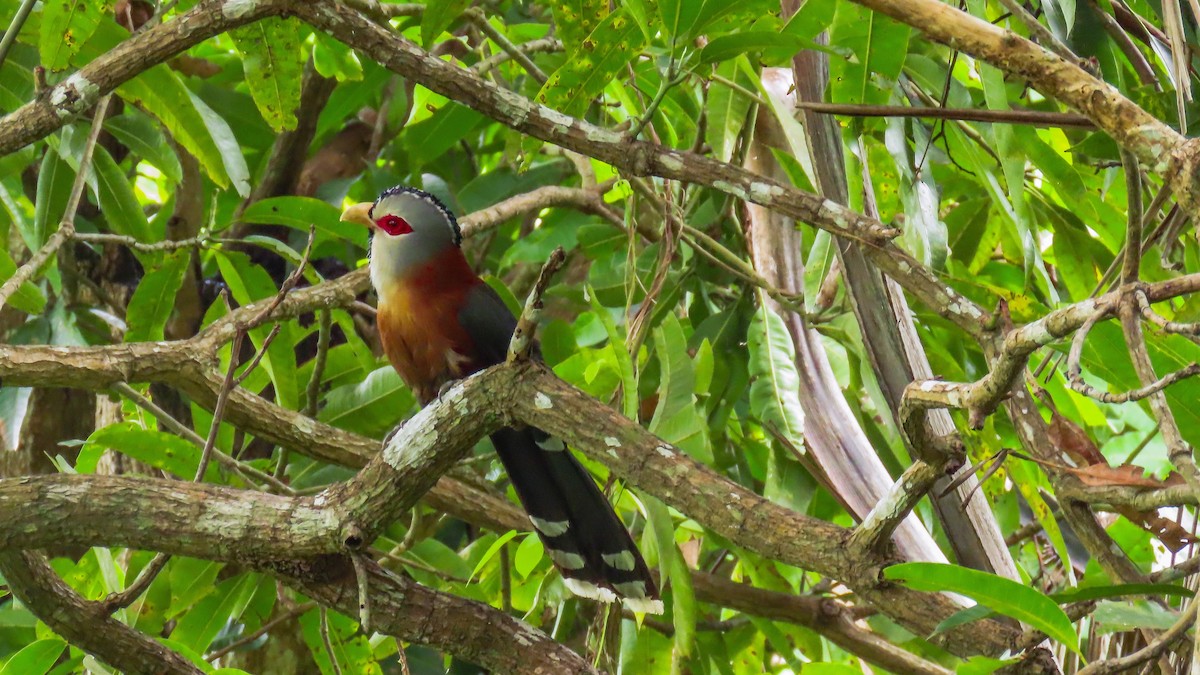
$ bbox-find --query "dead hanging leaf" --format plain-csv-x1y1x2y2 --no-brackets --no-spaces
1117,507,1197,552
1047,407,1106,466
1066,463,1168,489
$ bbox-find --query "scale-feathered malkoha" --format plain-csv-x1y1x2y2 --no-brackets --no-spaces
342,187,661,613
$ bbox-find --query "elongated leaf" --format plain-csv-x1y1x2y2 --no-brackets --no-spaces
241,196,367,248
422,0,471,46
586,287,638,420
104,112,184,184
0,638,67,675
828,3,910,107
172,573,260,653
468,530,521,582
747,300,805,454
30,149,74,250
41,0,110,71
884,562,1081,654
318,366,415,438
91,145,154,242
700,31,817,63
125,251,188,342
537,8,649,117
1052,583,1193,603
705,57,754,165
230,18,304,132
74,21,237,191
187,90,251,197
1093,600,1181,633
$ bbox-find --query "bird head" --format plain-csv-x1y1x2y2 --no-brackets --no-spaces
341,186,462,293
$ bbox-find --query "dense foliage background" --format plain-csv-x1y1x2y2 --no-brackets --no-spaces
3,0,1200,672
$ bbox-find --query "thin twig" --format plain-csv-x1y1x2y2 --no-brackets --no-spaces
1122,150,1143,284
507,247,566,362
0,95,111,311
232,324,283,387
791,99,1096,128
75,232,208,252
205,601,317,661
471,37,561,76
244,225,316,330
196,332,244,482
102,553,171,613
110,382,292,492
319,607,345,675
465,8,548,84
0,0,37,72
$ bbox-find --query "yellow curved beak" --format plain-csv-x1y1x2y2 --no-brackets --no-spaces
340,202,374,228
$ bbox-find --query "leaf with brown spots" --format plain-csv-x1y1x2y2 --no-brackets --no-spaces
42,0,113,72
536,7,650,118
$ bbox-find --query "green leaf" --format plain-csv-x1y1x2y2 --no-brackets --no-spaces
74,21,241,192
700,31,818,64
401,102,485,170
0,638,67,675
318,366,416,438
550,0,611,52
172,573,260,653
536,8,649,117
30,149,74,250
85,423,221,482
241,196,368,248
187,90,252,197
659,0,702,47
1007,459,1075,585
586,287,638,420
1052,583,1194,604
168,558,223,617
747,300,805,454
468,530,520,582
513,532,544,578
125,251,188,342
230,18,305,132
828,3,910,107
41,0,110,71
705,58,754,162
103,112,184,184
884,562,1081,654
422,0,472,46
91,145,154,242
312,31,363,82
0,247,46,314
1093,600,1181,633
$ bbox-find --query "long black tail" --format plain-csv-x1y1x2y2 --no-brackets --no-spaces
490,426,662,613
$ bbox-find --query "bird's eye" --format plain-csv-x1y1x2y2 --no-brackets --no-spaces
376,214,413,236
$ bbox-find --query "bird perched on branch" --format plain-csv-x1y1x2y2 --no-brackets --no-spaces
341,186,662,613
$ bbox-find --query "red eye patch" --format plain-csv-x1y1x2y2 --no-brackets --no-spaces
375,214,413,236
